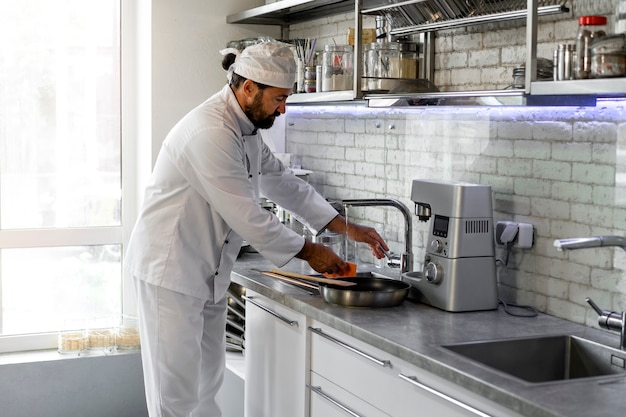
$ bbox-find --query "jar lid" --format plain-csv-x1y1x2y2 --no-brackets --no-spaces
578,15,607,26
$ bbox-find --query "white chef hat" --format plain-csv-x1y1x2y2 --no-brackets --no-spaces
220,42,296,89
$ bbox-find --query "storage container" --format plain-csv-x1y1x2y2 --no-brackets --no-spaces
321,44,353,92
574,15,607,79
590,34,626,78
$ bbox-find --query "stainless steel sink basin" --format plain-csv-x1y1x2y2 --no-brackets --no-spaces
443,335,626,383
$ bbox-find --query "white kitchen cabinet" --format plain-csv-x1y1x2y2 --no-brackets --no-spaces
309,371,391,417
309,321,524,417
244,290,308,417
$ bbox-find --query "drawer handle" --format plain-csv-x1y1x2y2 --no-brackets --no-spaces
307,384,363,417
398,374,492,417
308,327,391,368
243,296,298,327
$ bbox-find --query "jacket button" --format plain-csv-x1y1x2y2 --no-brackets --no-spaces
225,240,229,244
215,271,219,276
248,174,253,178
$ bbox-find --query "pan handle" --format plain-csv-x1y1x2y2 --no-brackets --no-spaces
243,296,299,327
308,327,391,368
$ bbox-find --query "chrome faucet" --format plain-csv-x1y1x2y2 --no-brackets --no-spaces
553,235,626,251
341,198,412,273
586,298,626,350
554,235,626,350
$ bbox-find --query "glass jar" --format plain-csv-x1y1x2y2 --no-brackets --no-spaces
321,44,353,92
590,34,626,78
364,42,400,92
398,42,418,80
574,15,607,79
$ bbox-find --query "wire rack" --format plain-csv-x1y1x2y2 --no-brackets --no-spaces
363,0,570,34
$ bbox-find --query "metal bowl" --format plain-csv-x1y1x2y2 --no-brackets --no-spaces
318,277,411,308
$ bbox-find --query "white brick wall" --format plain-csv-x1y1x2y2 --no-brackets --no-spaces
285,103,626,328
283,0,626,328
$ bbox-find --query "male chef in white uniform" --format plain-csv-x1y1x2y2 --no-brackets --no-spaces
124,41,388,417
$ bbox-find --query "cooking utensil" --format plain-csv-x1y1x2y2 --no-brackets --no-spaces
256,270,319,290
269,269,356,287
318,277,410,308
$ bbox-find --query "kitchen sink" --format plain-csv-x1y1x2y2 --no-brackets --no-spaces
442,335,626,383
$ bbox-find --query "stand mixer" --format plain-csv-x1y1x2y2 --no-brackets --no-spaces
402,179,498,312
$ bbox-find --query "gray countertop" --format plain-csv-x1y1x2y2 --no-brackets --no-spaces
231,253,626,417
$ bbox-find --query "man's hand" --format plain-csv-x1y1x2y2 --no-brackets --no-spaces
326,216,389,259
295,239,350,276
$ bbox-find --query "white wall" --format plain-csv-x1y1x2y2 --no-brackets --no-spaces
150,0,280,165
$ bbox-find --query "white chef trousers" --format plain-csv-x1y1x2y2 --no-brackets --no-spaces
134,277,227,417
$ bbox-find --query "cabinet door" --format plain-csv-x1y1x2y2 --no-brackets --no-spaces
309,371,391,417
244,291,307,417
309,321,522,417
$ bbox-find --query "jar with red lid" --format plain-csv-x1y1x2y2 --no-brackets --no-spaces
574,15,607,79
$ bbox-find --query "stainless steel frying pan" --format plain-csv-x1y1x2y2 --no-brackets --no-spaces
318,275,411,308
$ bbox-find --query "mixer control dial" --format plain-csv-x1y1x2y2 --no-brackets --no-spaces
430,239,443,253
424,262,443,284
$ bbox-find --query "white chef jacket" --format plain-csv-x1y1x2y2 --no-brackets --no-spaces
125,84,338,302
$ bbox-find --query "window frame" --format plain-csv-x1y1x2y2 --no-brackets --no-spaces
0,0,142,354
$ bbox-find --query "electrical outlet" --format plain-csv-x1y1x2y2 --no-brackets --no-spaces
495,221,534,249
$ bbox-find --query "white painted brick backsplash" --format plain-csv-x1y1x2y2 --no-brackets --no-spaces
533,121,573,141
571,163,615,185
514,139,551,159
452,32,482,51
552,181,593,203
514,178,551,198
552,142,592,162
532,160,572,181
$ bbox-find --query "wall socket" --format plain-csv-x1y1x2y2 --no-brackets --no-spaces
495,221,534,249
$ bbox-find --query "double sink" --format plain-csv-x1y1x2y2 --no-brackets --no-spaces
443,334,626,384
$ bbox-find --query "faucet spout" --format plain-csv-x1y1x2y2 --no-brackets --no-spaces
554,235,626,251
341,198,412,273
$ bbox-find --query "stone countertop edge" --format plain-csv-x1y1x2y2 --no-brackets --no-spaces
231,253,626,417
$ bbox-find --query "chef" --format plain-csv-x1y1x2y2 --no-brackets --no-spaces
124,41,389,417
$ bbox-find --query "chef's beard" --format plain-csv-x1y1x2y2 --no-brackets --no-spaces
245,90,280,130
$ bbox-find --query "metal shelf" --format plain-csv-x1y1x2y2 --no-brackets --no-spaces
227,0,382,25
228,0,568,33
530,78,626,97
228,0,626,106
361,0,569,35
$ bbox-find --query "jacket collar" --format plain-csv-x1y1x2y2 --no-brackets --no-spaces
223,84,258,137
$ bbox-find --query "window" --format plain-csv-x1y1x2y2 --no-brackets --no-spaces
0,0,123,351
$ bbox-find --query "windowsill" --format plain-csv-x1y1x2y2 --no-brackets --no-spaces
0,346,141,366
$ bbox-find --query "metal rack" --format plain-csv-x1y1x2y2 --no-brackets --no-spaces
362,0,569,35
228,0,626,105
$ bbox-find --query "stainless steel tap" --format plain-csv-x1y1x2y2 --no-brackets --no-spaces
586,297,626,350
341,198,412,273
554,235,626,350
553,235,626,251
